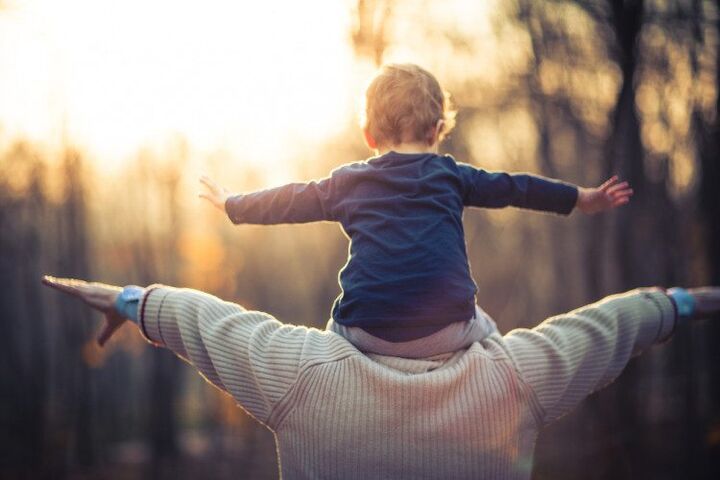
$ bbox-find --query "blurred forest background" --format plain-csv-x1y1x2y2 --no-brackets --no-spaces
1,0,720,478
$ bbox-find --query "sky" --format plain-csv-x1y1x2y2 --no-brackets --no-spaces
0,0,496,174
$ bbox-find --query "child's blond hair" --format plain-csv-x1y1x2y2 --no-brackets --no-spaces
362,63,456,147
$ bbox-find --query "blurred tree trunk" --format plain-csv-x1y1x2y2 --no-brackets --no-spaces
56,150,98,469
694,2,720,476
0,144,49,474
20,157,50,472
603,2,682,478
352,0,393,66
607,0,648,288
703,3,720,286
520,0,575,315
603,2,650,477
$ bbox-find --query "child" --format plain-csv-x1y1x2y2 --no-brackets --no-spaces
199,63,632,357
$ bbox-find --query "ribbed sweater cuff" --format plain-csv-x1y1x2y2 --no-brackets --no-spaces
138,285,178,347
639,289,677,343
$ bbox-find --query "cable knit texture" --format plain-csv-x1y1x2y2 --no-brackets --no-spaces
138,286,675,479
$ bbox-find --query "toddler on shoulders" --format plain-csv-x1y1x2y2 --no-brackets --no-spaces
200,63,633,358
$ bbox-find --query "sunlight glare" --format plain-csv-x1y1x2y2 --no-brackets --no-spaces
0,0,356,171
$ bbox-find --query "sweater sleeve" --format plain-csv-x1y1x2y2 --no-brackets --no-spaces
503,289,676,425
458,164,578,215
225,174,340,225
137,285,311,425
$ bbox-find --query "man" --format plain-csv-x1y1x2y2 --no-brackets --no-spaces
42,276,719,480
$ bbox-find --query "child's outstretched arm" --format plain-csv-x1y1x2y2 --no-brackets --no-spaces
459,165,580,215
459,165,632,216
199,174,340,225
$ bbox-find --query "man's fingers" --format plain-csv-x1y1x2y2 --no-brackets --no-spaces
43,276,121,314
41,276,88,297
97,316,122,346
43,276,125,345
688,287,720,296
688,287,720,318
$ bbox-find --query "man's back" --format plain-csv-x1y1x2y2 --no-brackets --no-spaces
136,285,676,479
273,337,538,480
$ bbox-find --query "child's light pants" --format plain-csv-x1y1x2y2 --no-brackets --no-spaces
326,305,499,358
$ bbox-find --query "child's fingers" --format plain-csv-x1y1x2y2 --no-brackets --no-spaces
599,175,619,191
199,193,224,210
199,176,219,193
609,187,633,199
198,193,214,203
606,181,630,195
612,197,630,207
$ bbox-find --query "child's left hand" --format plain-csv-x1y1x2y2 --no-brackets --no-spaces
576,175,633,215
199,175,232,212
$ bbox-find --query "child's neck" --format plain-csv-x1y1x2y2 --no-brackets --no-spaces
377,141,438,156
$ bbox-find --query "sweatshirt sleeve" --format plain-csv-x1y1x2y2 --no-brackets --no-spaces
137,285,311,425
503,289,676,425
458,164,578,215
225,174,341,225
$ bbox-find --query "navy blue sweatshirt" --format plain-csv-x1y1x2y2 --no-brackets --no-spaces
225,152,578,341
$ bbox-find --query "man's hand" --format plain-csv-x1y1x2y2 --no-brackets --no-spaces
576,176,633,215
42,276,126,346
687,287,720,320
199,175,231,212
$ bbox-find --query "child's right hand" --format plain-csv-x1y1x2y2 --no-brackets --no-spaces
199,175,232,212
576,175,633,215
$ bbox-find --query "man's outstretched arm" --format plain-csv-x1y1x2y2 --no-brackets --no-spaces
42,277,311,425
503,287,720,426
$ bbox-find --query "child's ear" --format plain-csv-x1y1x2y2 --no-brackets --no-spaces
427,120,445,146
363,128,378,150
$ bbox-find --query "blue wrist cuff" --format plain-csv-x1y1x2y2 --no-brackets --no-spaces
114,285,144,323
667,287,695,320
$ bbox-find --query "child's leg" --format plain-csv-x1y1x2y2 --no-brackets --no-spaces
474,304,499,334
327,305,498,359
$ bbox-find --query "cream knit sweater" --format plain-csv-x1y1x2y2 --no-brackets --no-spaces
138,287,676,480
